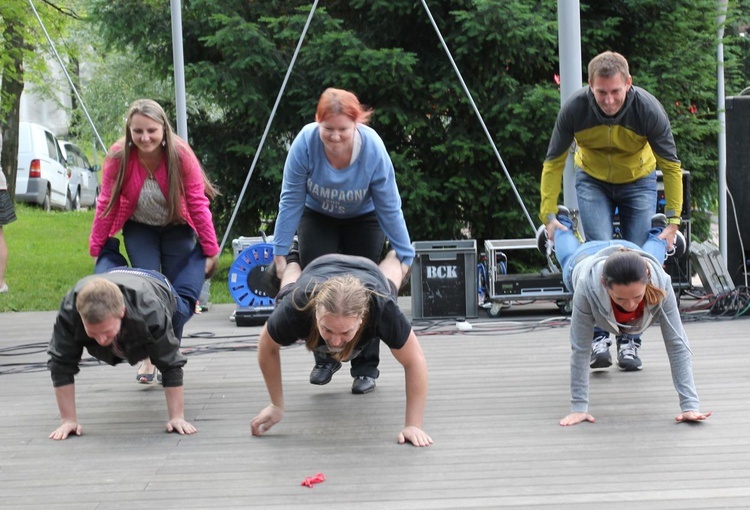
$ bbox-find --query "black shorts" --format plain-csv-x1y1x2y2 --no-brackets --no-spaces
0,190,17,226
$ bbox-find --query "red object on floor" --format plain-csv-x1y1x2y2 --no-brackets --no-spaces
300,473,326,488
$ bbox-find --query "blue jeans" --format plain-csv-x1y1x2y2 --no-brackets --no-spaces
122,221,198,284
95,237,205,339
554,214,667,345
575,169,657,246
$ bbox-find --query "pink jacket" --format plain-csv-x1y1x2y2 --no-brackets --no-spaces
89,141,220,258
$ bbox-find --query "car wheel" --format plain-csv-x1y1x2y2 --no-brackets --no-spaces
42,188,51,212
65,191,73,211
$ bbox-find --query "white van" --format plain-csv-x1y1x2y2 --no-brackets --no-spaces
15,121,72,211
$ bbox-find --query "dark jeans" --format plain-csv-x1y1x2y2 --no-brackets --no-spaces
298,207,385,379
95,237,205,340
122,221,198,284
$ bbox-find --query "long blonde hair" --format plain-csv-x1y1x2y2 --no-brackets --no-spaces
101,99,217,223
299,275,371,362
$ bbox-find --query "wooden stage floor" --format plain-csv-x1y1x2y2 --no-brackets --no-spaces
1,295,749,509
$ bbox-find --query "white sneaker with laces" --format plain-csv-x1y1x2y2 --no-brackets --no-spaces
590,334,612,369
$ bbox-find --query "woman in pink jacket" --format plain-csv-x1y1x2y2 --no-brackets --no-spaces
90,99,220,383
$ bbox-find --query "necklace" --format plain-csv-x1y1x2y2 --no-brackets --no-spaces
139,154,161,178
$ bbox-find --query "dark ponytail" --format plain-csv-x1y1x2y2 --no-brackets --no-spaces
602,248,666,305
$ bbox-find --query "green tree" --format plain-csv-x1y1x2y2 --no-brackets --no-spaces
1,0,96,193
86,0,750,246
1,1,37,197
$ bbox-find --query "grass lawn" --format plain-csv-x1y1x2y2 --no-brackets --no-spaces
0,204,236,313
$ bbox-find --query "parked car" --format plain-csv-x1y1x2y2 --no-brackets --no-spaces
15,121,72,211
58,140,100,210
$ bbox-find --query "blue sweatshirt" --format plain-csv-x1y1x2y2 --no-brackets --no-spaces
273,122,414,265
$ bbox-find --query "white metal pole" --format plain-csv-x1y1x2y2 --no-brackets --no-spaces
170,0,188,139
717,0,728,260
557,0,582,213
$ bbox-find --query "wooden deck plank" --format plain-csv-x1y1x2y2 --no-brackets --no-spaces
1,296,749,509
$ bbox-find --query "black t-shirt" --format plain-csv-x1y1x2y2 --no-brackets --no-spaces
266,254,412,350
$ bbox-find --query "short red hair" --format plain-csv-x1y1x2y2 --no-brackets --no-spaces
315,88,373,125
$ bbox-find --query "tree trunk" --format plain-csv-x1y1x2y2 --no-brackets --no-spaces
0,19,28,200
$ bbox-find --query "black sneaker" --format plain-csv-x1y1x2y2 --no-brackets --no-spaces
286,238,300,266
651,213,668,230
351,375,376,394
260,262,282,298
260,239,300,298
590,333,612,369
617,338,643,371
309,361,342,385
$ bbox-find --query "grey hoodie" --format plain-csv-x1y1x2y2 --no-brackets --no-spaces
568,246,699,413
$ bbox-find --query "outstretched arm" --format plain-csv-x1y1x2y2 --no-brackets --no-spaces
164,386,197,435
49,384,82,440
251,325,285,436
390,331,432,447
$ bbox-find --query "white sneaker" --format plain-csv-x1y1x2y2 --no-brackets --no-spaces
0,283,8,293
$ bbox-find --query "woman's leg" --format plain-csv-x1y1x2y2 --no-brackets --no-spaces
340,212,385,382
0,227,8,290
158,224,199,284
168,243,206,337
297,208,341,267
641,228,668,263
122,222,162,380
122,221,162,271
297,209,348,383
340,211,386,263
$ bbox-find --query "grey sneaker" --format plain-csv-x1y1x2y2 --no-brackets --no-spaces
590,333,612,369
617,338,643,371
651,213,668,229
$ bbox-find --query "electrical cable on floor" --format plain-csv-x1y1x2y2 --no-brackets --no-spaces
4,292,750,376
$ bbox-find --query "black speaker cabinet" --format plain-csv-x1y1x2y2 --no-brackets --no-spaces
725,96,750,285
664,221,692,290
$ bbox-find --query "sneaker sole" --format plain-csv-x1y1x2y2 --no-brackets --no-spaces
352,384,376,395
590,359,613,369
618,363,643,371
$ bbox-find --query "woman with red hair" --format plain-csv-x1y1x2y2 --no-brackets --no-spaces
268,88,413,396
